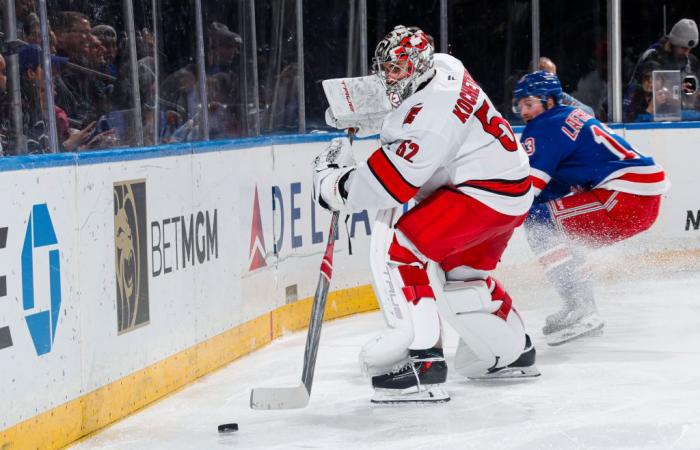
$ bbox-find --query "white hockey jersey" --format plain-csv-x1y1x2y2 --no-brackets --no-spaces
345,54,533,217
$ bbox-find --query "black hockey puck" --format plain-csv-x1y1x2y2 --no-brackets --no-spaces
218,423,238,433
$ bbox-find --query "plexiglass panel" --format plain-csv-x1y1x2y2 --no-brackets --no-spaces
141,0,203,143
621,1,700,122
256,0,300,134
201,0,258,138
44,0,142,148
448,0,531,123
540,0,608,120
303,0,359,131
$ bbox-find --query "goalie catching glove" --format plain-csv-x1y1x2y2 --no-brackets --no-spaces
325,107,384,138
313,137,356,212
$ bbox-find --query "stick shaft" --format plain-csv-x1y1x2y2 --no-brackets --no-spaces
301,211,339,392
300,130,354,394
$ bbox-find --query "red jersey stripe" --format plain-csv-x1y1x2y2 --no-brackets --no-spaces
529,175,548,190
367,149,419,203
458,177,531,197
616,171,666,183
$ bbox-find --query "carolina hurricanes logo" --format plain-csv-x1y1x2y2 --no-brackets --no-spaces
524,137,536,156
403,104,423,125
389,92,401,108
248,186,267,271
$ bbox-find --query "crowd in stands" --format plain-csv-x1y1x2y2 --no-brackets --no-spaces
0,0,246,155
0,3,698,155
623,18,700,122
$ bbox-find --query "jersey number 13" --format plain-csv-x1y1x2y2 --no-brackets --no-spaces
591,125,639,160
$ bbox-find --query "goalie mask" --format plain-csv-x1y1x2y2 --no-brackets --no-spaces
373,25,435,107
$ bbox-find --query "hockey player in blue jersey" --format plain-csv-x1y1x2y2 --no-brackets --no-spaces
514,71,669,346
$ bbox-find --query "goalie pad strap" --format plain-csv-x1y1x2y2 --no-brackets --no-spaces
391,240,435,305
402,285,435,304
486,276,513,320
388,236,421,264
397,264,429,284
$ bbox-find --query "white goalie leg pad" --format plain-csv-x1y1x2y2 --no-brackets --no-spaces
360,209,441,376
428,263,525,378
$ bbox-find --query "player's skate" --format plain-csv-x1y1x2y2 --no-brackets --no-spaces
371,348,450,404
543,297,604,346
468,334,541,380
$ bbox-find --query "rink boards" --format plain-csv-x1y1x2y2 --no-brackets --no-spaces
0,123,699,448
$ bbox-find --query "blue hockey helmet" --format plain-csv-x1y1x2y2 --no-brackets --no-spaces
513,70,564,108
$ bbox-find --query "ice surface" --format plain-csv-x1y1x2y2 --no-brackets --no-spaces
71,271,700,450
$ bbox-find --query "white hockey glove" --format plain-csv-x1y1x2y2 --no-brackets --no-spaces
312,137,356,212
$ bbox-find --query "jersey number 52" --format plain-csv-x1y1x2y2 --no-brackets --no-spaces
396,140,420,162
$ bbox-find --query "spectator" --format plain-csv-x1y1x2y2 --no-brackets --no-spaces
207,22,242,75
159,63,197,121
17,44,111,152
538,56,557,75
53,12,92,64
206,72,240,138
92,24,119,78
53,11,113,126
23,13,59,53
23,12,40,44
635,19,699,75
623,61,679,121
624,61,658,122
136,28,156,59
206,22,243,137
0,0,36,40
570,42,608,119
538,56,595,116
18,44,67,152
158,21,244,140
266,62,299,132
631,18,700,111
88,33,108,72
137,56,158,145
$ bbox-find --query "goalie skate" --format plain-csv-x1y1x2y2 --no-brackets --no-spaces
545,312,604,346
371,385,450,404
468,334,541,380
370,348,450,404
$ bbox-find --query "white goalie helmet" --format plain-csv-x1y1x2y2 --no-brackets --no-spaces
372,25,435,107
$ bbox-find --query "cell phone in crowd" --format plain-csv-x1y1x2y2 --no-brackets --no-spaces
87,116,111,142
683,75,697,95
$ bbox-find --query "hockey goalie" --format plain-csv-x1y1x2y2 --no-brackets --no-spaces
313,25,539,404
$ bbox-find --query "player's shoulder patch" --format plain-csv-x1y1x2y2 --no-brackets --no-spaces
403,103,424,125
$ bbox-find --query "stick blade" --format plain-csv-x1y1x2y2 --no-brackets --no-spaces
250,384,310,410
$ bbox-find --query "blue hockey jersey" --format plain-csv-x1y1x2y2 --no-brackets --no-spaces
520,105,668,203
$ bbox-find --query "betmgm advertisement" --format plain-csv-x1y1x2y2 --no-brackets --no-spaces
114,179,150,334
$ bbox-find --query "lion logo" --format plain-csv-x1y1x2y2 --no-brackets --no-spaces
114,181,149,332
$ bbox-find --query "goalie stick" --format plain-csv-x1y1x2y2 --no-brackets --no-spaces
250,130,355,410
